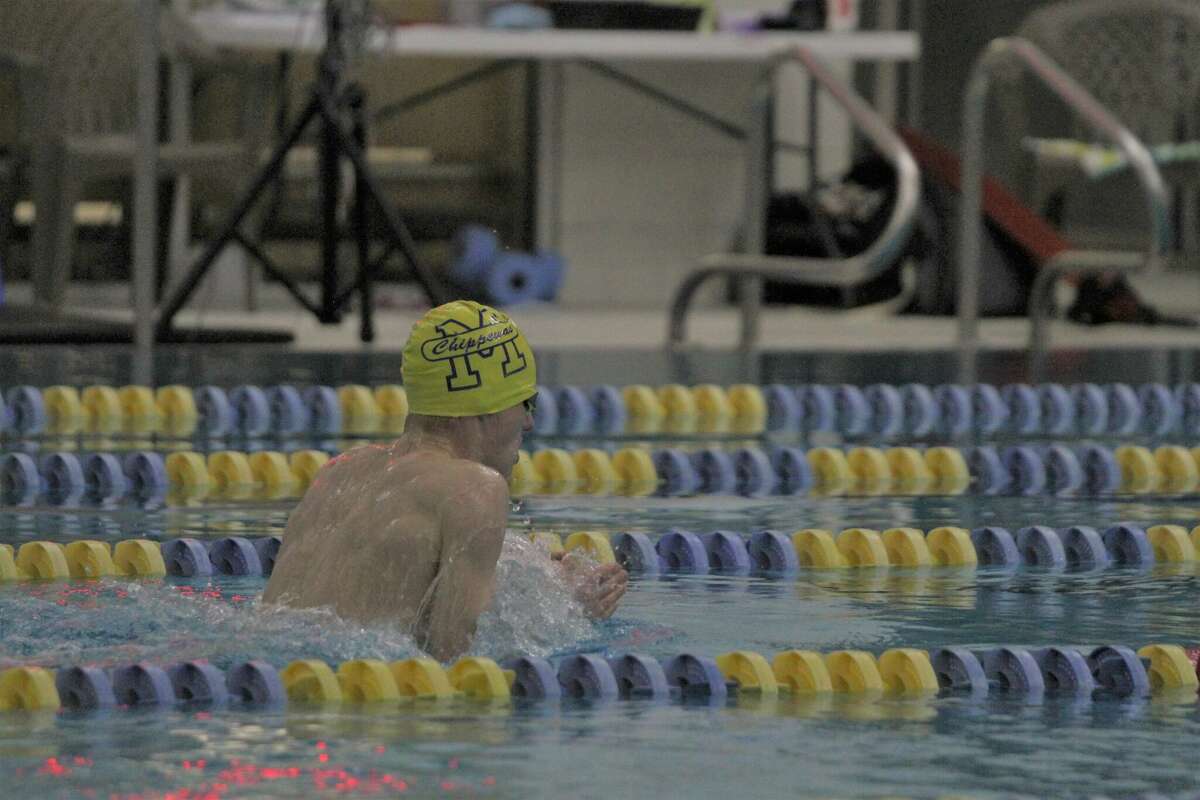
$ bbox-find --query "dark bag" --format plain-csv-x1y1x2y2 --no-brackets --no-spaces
761,155,1037,315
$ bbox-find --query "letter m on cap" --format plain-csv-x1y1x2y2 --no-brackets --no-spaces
433,309,527,393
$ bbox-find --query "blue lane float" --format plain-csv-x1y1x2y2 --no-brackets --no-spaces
55,666,117,711
656,530,710,573
530,385,558,436
1073,383,1108,436
609,654,671,700
929,648,989,697
82,453,129,503
900,383,937,437
690,448,736,495
1038,384,1074,436
747,530,798,573
653,449,699,497
798,385,836,432
226,661,285,706
208,537,264,577
591,385,626,436
505,656,561,700
865,383,903,438
977,647,1045,695
557,655,619,700
662,653,727,700
970,527,1020,567
1087,646,1150,698
834,385,870,437
123,452,168,502
612,532,661,573
162,538,215,578
934,384,971,438
764,385,801,433
1002,384,1039,436
168,661,229,706
253,536,282,576
266,385,310,437
971,383,1007,435
967,447,1008,495
1032,647,1094,694
1079,444,1122,495
554,386,594,436
1016,526,1067,568
1179,383,1200,437
196,386,234,438
1102,524,1154,566
733,447,776,498
702,531,751,574
770,446,813,496
1004,446,1047,496
230,385,271,438
6,386,46,436
1107,383,1142,436
41,453,84,501
1139,383,1177,437
1043,445,1084,495
302,386,342,436
112,663,175,708
1,453,40,506
1059,526,1110,570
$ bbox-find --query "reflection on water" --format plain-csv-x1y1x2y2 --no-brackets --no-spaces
4,492,1200,798
2,692,1200,799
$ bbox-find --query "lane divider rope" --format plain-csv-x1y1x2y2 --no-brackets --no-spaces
4,643,1197,713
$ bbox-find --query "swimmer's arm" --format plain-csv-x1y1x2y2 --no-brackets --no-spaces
422,472,509,662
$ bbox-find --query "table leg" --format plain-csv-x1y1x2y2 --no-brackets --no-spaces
533,60,565,253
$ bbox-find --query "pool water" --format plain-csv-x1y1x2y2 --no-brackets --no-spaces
4,347,1200,799
3,491,1200,799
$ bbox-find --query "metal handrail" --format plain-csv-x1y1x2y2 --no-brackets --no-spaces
667,45,920,348
957,36,1171,381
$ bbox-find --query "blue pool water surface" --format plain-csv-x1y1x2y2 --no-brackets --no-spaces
4,347,1200,799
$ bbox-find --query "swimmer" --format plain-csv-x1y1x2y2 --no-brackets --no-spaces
264,300,628,660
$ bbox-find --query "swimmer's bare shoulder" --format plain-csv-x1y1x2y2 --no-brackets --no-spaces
415,457,511,661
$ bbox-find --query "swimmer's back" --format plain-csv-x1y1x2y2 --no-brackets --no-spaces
263,443,503,631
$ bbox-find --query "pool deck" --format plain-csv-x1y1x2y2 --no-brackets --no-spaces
7,269,1200,352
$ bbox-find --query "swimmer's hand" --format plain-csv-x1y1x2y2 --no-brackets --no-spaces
553,552,628,620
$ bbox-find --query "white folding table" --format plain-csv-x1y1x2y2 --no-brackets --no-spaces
188,11,920,250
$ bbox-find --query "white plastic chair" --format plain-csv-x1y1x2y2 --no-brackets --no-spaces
997,0,1200,255
0,0,260,308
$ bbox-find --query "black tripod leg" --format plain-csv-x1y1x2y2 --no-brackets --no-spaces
155,93,321,339
314,92,450,306
348,86,374,343
317,86,343,324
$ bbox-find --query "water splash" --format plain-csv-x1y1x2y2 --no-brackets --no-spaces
471,534,596,660
0,579,419,670
0,533,607,671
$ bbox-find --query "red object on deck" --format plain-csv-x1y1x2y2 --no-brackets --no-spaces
898,126,1075,277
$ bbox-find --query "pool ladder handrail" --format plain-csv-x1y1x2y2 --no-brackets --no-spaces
666,45,921,350
957,36,1171,382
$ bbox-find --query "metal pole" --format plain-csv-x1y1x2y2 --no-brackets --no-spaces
167,0,192,303
738,70,772,350
955,46,994,385
132,0,160,384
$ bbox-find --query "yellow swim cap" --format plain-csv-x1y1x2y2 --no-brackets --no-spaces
402,300,537,417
